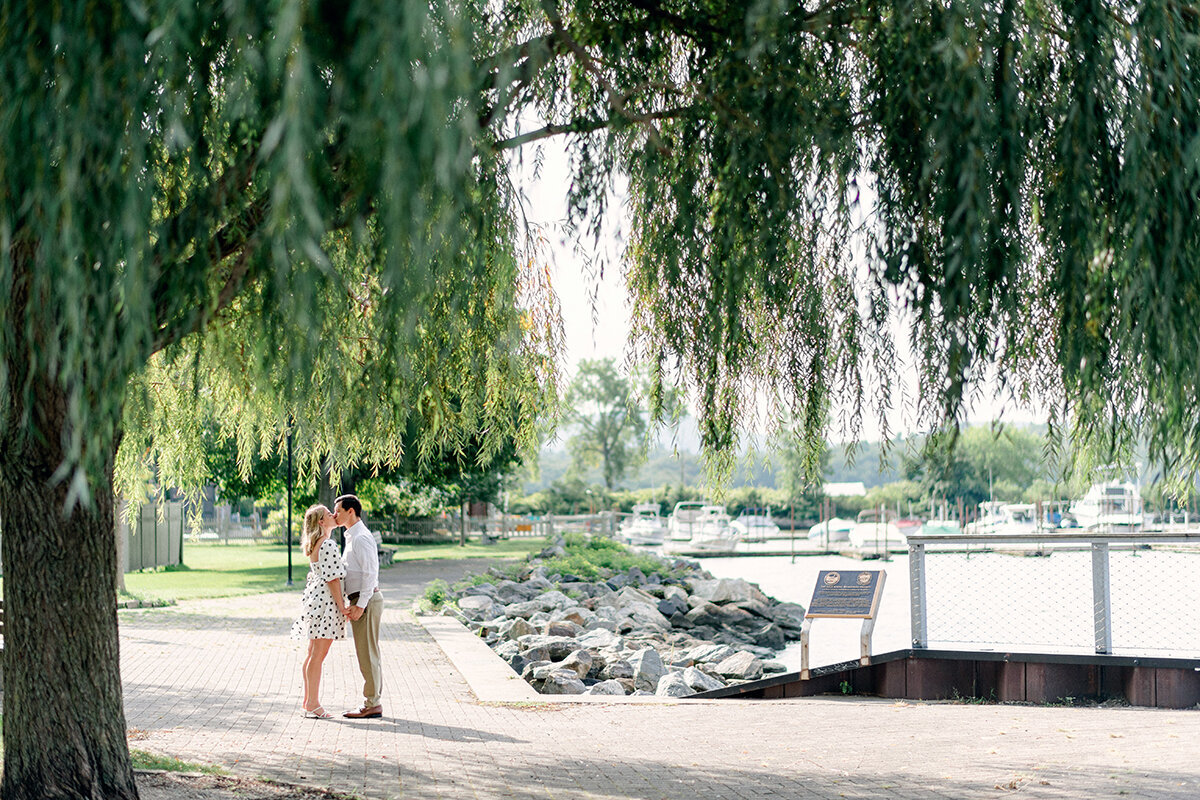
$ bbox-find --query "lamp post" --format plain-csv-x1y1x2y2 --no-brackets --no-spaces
286,418,294,587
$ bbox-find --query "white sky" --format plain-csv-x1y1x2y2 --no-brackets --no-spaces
509,139,1045,444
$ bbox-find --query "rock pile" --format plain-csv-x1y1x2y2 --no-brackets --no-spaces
434,542,806,697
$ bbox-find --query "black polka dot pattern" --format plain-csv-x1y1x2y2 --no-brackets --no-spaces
290,538,348,641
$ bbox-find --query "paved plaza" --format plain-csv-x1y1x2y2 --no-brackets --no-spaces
120,558,1200,799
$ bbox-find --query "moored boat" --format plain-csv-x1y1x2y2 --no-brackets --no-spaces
620,502,667,546
1069,481,1144,531
667,501,706,541
807,517,854,543
730,511,782,542
848,508,907,552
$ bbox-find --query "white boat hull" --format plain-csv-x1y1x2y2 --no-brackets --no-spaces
848,523,907,550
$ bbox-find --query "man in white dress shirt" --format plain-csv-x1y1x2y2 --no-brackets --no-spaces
333,494,384,719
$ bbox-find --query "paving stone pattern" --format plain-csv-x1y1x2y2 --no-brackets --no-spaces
119,558,1200,799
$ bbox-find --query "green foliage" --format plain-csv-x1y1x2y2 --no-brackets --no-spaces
904,426,1058,506
565,359,651,490
538,532,676,580
203,427,285,505
261,508,291,545
423,579,452,608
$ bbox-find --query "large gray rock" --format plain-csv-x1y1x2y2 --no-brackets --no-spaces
519,644,551,663
456,595,500,620
668,612,693,629
531,662,564,681
655,672,694,697
553,606,596,627
585,679,627,696
558,649,593,679
545,620,582,638
569,582,619,602
516,635,578,661
683,666,726,692
460,583,498,598
733,600,774,619
541,670,587,694
494,640,521,661
504,590,574,618
657,595,689,617
494,580,539,604
526,575,555,592
661,585,689,603
716,604,755,626
620,604,672,632
713,651,764,681
475,616,509,638
747,622,786,650
521,660,552,680
684,602,725,628
614,585,662,610
600,658,634,680
629,647,667,691
762,660,788,674
500,618,537,641
683,643,735,665
688,578,770,605
713,629,755,650
593,604,624,621
576,628,622,650
770,602,808,630
584,617,619,633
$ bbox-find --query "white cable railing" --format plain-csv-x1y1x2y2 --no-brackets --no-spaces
907,531,1200,658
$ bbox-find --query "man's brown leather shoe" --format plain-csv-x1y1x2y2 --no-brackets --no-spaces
343,705,383,719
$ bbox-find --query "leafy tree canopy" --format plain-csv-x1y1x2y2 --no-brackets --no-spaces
564,358,653,489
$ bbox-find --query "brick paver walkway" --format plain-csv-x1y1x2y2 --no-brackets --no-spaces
120,558,1200,799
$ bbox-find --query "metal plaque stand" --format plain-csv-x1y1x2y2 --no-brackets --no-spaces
800,571,886,680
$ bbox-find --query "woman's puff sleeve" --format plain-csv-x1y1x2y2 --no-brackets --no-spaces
318,538,347,582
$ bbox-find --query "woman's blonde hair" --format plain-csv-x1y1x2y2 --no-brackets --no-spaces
302,505,329,556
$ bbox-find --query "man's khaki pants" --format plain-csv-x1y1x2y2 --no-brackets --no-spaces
350,591,384,707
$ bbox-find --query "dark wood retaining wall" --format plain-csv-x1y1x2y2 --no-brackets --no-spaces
694,650,1200,709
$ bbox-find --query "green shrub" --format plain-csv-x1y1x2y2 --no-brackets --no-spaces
542,533,676,580
423,579,451,607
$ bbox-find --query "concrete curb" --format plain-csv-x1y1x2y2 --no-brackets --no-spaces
416,615,704,704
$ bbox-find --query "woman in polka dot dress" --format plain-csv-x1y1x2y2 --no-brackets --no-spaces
291,504,348,719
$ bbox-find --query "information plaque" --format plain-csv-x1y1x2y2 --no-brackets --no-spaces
806,570,885,619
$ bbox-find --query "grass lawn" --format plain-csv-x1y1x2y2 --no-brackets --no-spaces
120,537,545,603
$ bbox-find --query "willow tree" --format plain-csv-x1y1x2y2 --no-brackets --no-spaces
6,0,1200,798
500,0,1200,483
0,1,558,797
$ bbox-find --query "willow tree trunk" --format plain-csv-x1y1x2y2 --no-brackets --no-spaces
0,374,138,800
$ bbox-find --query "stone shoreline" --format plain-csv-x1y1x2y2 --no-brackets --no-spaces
427,538,806,697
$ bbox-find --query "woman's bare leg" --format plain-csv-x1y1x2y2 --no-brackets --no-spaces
302,641,315,709
305,638,333,710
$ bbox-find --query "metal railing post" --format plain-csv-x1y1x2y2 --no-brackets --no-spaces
1092,541,1113,654
910,542,928,648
